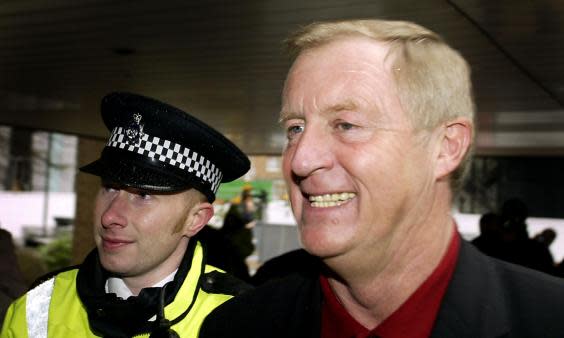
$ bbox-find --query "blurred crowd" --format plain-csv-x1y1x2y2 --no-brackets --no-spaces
472,198,564,277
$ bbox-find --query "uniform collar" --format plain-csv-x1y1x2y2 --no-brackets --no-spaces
105,269,178,300
76,240,199,337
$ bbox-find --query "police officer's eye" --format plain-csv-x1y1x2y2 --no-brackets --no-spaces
102,184,119,193
137,191,152,200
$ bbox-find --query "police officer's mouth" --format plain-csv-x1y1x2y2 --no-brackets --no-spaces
102,237,134,249
308,192,356,208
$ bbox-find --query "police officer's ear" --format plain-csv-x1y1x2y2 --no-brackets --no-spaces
181,198,214,237
435,117,472,180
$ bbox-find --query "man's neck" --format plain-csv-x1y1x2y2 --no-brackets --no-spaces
323,195,455,328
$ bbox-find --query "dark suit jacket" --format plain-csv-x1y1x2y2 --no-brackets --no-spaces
200,240,564,338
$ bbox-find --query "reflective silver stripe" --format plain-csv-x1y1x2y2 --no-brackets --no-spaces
26,278,55,338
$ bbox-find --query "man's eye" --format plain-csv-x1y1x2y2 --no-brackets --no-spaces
286,125,304,139
336,122,355,131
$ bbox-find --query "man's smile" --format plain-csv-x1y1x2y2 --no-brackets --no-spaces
308,192,356,208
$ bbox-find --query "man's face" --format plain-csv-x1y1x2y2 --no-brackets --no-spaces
93,183,201,279
280,37,438,260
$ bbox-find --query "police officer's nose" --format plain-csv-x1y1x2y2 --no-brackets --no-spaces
100,190,129,229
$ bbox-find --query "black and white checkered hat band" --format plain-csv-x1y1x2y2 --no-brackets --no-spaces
107,127,223,193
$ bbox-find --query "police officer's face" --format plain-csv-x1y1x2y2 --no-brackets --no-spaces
92,183,209,285
280,37,439,261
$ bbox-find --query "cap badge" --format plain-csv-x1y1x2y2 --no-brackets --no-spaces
125,113,145,145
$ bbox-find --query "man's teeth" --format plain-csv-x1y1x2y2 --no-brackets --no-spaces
308,193,356,208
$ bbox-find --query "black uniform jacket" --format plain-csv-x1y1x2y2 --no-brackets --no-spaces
200,240,564,338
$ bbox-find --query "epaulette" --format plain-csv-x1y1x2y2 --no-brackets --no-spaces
28,264,80,290
200,270,253,296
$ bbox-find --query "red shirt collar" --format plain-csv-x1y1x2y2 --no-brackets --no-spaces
320,230,461,338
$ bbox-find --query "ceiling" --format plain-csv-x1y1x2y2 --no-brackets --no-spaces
0,0,563,156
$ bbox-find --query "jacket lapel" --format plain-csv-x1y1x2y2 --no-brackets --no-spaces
431,240,510,338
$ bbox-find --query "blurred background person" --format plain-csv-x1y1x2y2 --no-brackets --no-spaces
471,212,503,258
533,228,557,249
220,186,257,280
0,228,26,321
497,198,555,275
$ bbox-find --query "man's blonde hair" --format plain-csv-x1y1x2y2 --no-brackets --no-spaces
285,19,475,190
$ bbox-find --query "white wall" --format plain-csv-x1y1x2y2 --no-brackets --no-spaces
455,212,564,263
0,191,76,241
263,200,564,263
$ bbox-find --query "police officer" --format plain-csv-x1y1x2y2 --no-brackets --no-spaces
1,92,251,338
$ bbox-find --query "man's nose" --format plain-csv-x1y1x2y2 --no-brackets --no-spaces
100,191,128,229
288,125,333,179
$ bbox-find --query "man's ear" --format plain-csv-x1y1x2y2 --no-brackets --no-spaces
182,202,214,237
435,118,472,180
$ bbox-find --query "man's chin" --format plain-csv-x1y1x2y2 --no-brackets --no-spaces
300,234,349,260
99,255,131,275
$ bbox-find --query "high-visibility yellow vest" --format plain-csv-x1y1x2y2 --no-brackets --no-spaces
1,242,235,338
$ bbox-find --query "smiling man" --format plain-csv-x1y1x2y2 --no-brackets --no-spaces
200,19,564,338
1,92,250,338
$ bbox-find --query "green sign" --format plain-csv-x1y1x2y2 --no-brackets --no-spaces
216,180,272,202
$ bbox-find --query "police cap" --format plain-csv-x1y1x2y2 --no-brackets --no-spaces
80,92,250,202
